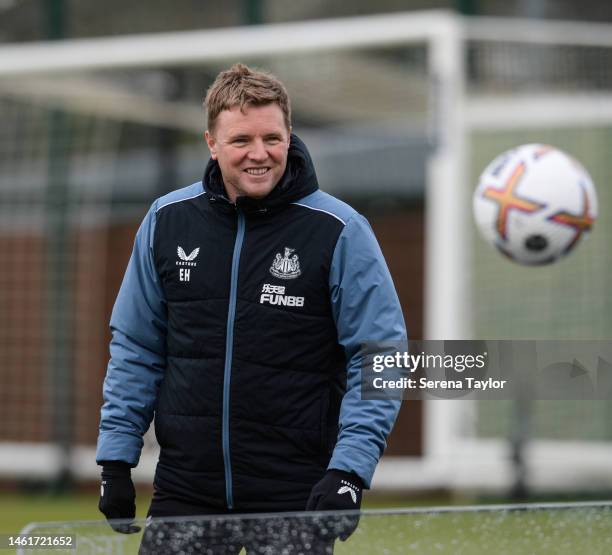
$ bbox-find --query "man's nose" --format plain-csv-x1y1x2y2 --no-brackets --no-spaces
248,139,268,162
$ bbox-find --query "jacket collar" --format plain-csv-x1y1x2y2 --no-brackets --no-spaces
203,133,318,215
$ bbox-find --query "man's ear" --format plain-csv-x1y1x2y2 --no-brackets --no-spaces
204,130,217,160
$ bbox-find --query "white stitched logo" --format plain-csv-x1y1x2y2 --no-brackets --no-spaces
177,246,200,264
337,482,358,504
270,247,301,279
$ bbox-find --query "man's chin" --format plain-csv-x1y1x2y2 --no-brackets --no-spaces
239,181,277,200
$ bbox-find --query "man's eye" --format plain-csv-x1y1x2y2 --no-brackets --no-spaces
266,137,281,144
232,138,247,144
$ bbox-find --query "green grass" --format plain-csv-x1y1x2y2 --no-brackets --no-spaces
337,504,612,554
0,489,592,533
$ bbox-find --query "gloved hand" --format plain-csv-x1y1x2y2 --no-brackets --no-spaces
98,461,141,534
306,469,363,541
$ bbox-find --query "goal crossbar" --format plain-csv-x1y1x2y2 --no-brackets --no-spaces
0,10,456,77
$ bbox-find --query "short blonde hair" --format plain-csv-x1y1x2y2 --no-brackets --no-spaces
204,63,291,133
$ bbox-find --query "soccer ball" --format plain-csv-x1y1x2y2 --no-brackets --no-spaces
473,144,597,265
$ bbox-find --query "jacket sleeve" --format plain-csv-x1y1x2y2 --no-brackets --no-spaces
327,214,406,488
95,202,167,466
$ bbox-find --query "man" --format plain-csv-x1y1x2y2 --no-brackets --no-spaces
97,63,406,553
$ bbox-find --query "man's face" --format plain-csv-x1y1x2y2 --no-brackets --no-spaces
205,103,291,203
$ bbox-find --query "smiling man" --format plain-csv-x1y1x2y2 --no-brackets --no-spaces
96,63,406,554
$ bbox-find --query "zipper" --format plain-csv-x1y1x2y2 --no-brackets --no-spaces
222,208,245,510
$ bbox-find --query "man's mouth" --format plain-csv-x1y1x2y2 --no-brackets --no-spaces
244,167,270,176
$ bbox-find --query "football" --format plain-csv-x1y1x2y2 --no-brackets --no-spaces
473,144,597,265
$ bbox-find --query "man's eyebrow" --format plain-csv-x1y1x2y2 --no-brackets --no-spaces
227,132,283,141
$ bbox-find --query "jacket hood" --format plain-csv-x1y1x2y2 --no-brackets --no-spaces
203,133,319,214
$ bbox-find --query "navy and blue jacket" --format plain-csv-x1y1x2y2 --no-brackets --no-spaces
96,135,406,512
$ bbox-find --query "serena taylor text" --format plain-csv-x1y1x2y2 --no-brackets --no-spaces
372,376,507,391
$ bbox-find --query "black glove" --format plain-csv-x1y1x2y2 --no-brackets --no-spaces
306,469,363,541
98,461,141,534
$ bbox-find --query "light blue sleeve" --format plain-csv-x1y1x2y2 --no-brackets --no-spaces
328,214,407,488
95,202,167,466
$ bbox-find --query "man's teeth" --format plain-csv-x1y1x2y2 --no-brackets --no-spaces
245,168,269,175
